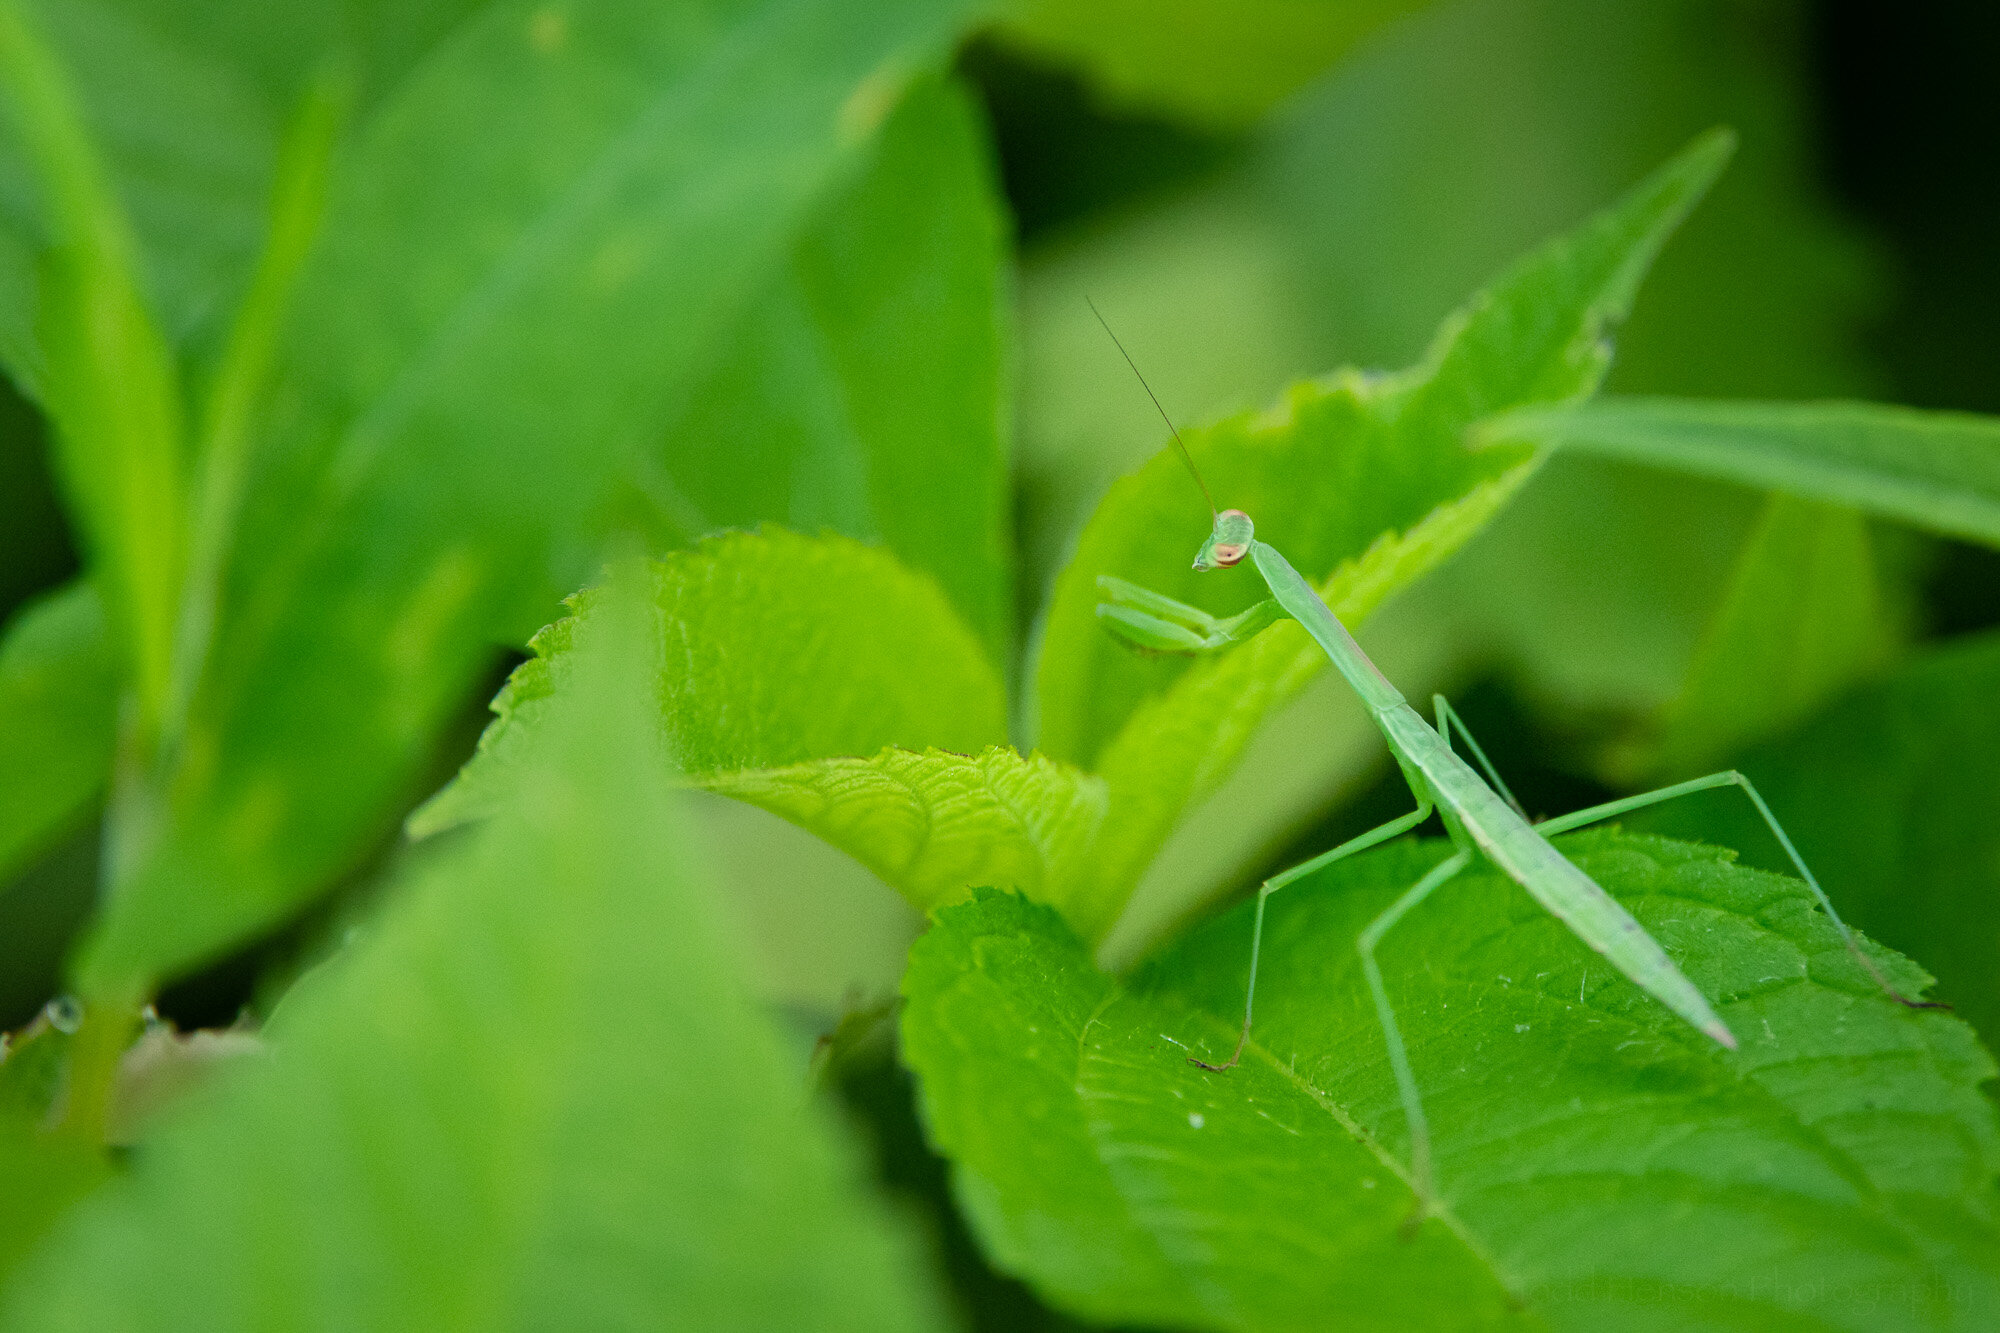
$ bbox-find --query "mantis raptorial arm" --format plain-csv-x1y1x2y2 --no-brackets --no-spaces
1095,576,1284,654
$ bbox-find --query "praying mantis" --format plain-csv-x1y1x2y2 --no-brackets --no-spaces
1087,304,1939,1212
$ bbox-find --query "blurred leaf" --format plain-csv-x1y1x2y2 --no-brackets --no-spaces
904,836,2000,1330
0,1130,102,1288
1636,629,2000,1051
79,0,984,995
0,0,282,392
0,1014,108,1287
0,582,113,883
648,72,1014,659
4,569,950,1330
1635,494,1890,779
1032,130,1730,936
0,0,185,725
992,0,1429,128
165,62,348,751
1484,396,2000,549
705,745,1107,917
0,1010,70,1124
0,0,503,391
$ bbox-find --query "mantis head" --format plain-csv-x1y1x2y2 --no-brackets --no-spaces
1193,509,1254,570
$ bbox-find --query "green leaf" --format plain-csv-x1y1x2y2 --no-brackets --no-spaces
79,0,985,994
0,1,497,393
415,530,1130,930
904,835,2000,1330
992,0,1430,128
1481,397,2000,548
1636,629,2000,1053
0,0,185,726
0,1129,103,1289
1633,494,1892,779
0,0,291,392
0,1013,110,1288
0,582,114,883
413,527,1006,829
648,71,1014,660
1032,129,1732,938
703,745,1107,917
4,569,950,1330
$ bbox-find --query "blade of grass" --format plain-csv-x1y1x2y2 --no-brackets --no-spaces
1481,396,2000,547
0,0,185,737
166,62,349,748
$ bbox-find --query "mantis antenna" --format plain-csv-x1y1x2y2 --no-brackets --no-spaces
1086,296,1217,521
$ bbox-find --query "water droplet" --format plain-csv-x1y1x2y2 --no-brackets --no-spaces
1187,1112,1205,1129
44,996,82,1034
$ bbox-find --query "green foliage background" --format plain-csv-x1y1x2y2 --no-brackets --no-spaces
0,1,1996,1328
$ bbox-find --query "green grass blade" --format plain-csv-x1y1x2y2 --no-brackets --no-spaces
1482,396,2000,548
3,568,950,1330
166,63,348,743
904,834,2000,1330
0,0,185,731
0,582,114,884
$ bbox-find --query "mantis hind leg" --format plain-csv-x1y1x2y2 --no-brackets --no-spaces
1190,799,1433,1073
1538,771,1947,1011
1357,849,1474,1213
1433,694,1527,819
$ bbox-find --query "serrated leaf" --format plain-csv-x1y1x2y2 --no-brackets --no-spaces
415,530,1129,932
1635,628,2000,1051
1633,494,1892,779
649,71,1014,660
412,527,1006,830
79,0,986,994
993,0,1429,128
705,745,1108,916
1483,397,2000,548
3,569,950,1330
1031,130,1733,936
904,834,2000,1331
1016,0,1883,745
0,581,114,883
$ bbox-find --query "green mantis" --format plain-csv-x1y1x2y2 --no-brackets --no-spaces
1089,311,1940,1213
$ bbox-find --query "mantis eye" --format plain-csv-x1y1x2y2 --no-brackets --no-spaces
1194,508,1256,569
